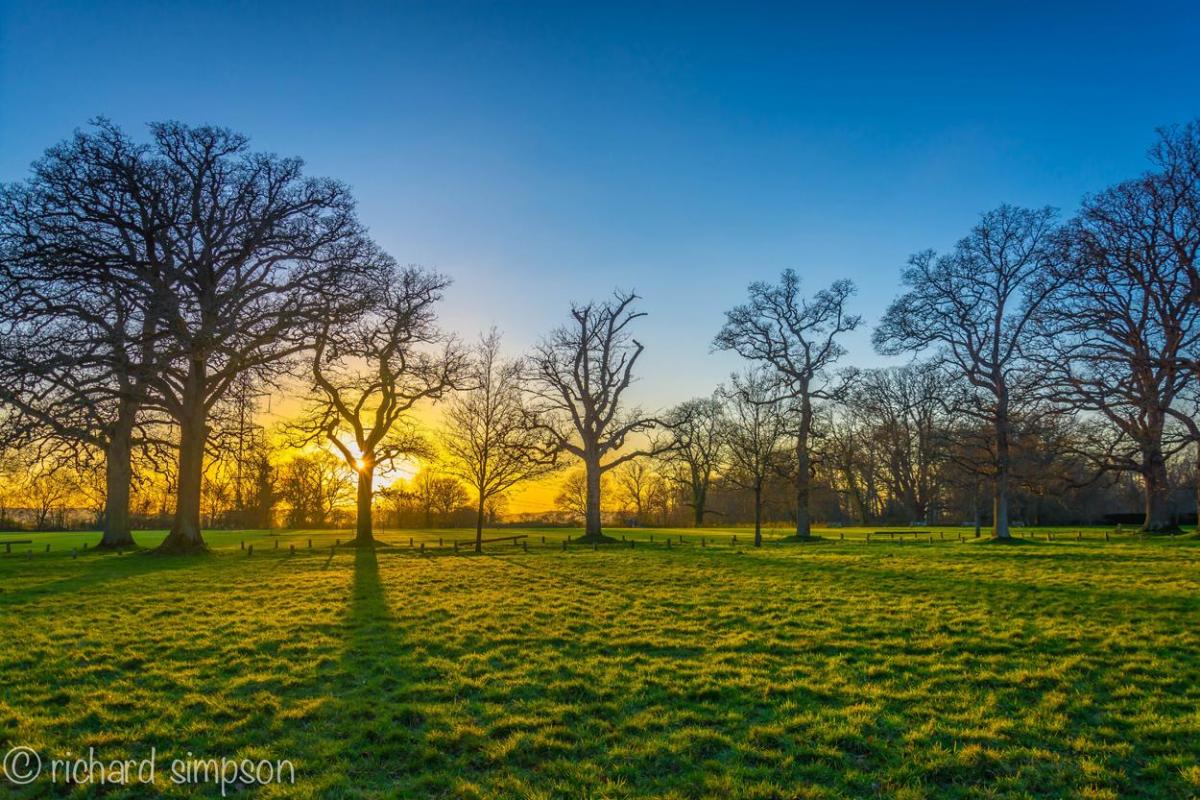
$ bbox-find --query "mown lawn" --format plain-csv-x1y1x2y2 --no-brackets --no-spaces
1,527,1198,798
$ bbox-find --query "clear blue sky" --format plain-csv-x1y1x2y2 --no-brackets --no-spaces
2,1,1198,408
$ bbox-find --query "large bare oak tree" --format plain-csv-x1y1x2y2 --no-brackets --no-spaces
527,290,667,543
0,121,168,548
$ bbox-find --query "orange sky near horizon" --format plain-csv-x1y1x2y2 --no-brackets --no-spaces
258,379,570,516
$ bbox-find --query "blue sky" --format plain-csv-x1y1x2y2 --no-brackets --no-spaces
2,0,1198,408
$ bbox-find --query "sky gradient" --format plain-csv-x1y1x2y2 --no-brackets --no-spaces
3,0,1199,417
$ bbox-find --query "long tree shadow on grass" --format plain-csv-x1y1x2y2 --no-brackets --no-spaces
323,545,455,795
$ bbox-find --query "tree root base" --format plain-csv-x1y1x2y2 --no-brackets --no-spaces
153,536,210,555
777,534,829,543
570,533,621,545
93,540,139,551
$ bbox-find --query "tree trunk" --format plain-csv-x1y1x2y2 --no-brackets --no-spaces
582,450,604,541
159,369,209,554
1141,445,1175,532
993,403,1012,540
474,493,485,553
973,484,981,539
355,466,374,545
98,407,136,549
753,484,763,548
1194,440,1200,532
795,422,812,538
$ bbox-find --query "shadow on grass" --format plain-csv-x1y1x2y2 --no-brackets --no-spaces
324,545,449,795
0,550,198,606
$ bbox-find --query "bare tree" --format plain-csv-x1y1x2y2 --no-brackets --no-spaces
442,330,557,552
292,266,462,546
720,370,789,546
527,290,668,542
106,121,377,553
1144,121,1200,303
822,411,882,525
554,470,594,522
0,121,170,548
409,468,469,528
715,271,860,538
612,458,654,523
874,205,1062,540
1039,185,1200,531
661,396,726,526
279,451,352,528
848,363,947,524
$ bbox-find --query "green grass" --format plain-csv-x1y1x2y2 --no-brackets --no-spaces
1,527,1198,798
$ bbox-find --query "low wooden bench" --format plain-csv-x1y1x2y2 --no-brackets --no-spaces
1,539,33,554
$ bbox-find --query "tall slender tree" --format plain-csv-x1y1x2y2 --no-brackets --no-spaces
715,271,859,539
442,330,557,552
720,369,789,547
661,396,726,527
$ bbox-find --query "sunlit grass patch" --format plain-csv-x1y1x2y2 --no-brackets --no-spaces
1,528,1197,797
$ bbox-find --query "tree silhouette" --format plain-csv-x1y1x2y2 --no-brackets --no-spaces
1039,187,1200,531
716,271,859,538
528,290,669,543
292,266,463,546
0,121,170,548
875,206,1062,540
442,330,557,551
720,369,789,546
661,396,726,527
131,122,375,553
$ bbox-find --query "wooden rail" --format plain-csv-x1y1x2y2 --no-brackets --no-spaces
453,534,528,551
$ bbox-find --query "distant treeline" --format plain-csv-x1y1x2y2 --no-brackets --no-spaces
2,118,1198,548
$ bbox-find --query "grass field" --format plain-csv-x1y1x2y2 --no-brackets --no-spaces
1,526,1198,798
